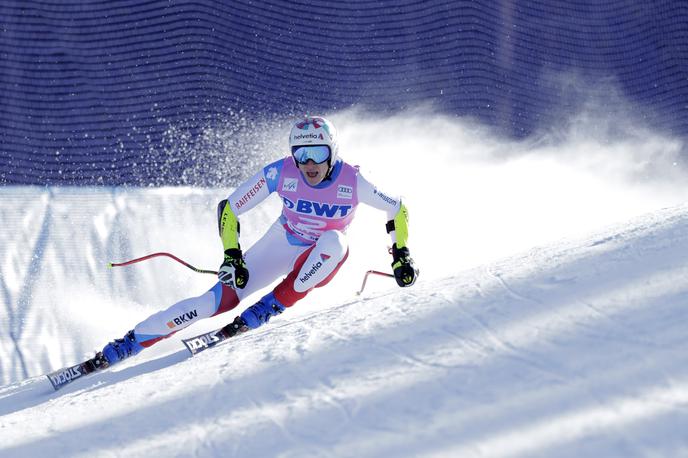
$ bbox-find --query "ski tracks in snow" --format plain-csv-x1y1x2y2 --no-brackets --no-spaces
2,205,688,456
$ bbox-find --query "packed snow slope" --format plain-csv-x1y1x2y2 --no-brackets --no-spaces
3,110,688,387
1,111,688,456
1,202,688,457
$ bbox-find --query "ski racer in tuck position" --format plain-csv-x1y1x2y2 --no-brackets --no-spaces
99,116,419,365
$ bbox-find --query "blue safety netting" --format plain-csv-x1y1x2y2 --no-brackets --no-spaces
1,0,686,185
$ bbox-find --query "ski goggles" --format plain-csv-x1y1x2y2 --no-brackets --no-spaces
292,145,331,165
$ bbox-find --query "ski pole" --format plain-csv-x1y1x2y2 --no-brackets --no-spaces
108,252,218,275
109,253,393,294
356,270,395,295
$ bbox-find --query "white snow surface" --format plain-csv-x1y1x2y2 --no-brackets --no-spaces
2,112,688,456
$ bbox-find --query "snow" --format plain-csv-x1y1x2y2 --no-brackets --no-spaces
1,111,688,456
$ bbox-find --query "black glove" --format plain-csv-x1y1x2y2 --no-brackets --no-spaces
391,244,418,287
218,248,249,289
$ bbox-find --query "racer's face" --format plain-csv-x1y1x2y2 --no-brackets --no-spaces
298,159,329,186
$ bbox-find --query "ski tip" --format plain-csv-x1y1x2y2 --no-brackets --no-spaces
106,262,113,269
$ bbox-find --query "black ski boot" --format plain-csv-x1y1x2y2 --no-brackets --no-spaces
85,352,110,372
218,316,249,339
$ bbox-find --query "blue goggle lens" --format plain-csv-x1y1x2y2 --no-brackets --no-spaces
292,145,331,165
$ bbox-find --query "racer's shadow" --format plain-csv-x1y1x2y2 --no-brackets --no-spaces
0,349,189,417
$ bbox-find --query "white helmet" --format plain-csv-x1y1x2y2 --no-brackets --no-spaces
289,116,339,172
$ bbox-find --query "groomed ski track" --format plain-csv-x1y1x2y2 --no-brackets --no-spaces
1,203,687,457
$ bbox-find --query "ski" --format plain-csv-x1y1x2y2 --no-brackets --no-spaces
46,352,109,391
47,324,241,390
182,317,249,356
182,328,226,355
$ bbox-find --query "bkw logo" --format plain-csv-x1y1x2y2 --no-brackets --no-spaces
167,310,198,328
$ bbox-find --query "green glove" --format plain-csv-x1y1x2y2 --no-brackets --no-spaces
218,248,249,289
391,244,418,287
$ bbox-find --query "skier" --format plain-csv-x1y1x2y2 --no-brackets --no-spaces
99,116,418,366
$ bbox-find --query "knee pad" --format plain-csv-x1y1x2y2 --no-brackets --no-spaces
315,230,347,261
293,231,348,293
274,231,349,306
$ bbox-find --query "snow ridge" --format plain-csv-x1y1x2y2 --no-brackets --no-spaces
1,204,687,457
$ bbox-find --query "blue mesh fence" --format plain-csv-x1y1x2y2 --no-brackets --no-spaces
1,0,686,185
